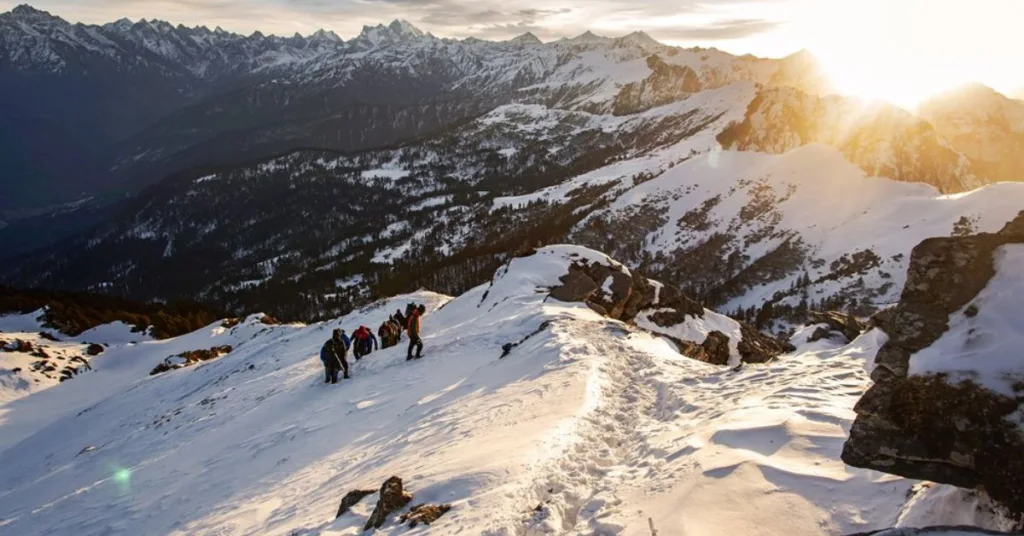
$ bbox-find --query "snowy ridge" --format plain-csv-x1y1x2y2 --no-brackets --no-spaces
0,246,1009,535
570,144,1024,319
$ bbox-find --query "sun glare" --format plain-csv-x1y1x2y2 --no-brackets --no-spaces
792,0,1020,110
814,52,956,110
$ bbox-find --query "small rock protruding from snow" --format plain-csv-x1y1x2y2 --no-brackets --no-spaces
335,489,376,519
364,476,413,530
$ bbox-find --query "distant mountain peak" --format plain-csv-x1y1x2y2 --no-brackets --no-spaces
567,30,610,44
509,32,542,45
388,19,423,38
10,4,48,17
310,28,341,42
617,30,660,48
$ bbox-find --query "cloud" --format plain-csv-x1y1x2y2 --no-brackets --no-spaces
650,18,783,41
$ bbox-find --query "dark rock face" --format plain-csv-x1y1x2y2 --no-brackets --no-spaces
737,323,795,363
335,489,376,519
808,310,867,343
613,55,702,115
86,343,105,356
400,503,452,528
549,270,600,304
842,211,1024,521
364,476,413,530
699,331,731,366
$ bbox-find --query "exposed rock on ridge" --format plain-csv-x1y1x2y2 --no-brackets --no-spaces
842,211,1024,523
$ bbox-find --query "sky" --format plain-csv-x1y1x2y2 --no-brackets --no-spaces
4,0,1023,102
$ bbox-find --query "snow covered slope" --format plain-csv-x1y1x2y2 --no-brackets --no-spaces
571,144,1024,324
1,246,1002,535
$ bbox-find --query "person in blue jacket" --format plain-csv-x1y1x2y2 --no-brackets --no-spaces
319,328,350,383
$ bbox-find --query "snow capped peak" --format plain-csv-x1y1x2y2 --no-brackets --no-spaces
616,30,660,49
309,28,341,42
145,18,174,33
106,17,134,32
569,30,608,43
5,3,66,27
9,4,50,18
388,19,423,38
509,31,542,45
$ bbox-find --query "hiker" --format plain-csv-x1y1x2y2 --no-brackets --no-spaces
388,316,403,343
406,304,424,360
363,325,378,355
320,328,350,383
353,326,378,360
393,309,407,333
378,321,393,349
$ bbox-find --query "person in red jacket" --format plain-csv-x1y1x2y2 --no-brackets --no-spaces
406,305,424,360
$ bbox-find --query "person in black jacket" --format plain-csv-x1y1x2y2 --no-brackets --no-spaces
320,329,350,383
393,309,407,333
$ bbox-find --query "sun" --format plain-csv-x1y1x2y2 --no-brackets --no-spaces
813,51,955,110
791,0,985,110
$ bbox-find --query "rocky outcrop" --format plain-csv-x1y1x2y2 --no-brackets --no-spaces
613,55,702,115
548,255,793,365
737,323,795,363
335,489,376,519
400,503,452,528
150,345,233,376
842,211,1024,521
364,476,413,530
671,330,732,366
807,310,867,343
717,86,978,193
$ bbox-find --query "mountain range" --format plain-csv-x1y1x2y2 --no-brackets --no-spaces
2,4,1024,332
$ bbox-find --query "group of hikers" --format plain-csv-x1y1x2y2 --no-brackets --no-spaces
319,302,426,384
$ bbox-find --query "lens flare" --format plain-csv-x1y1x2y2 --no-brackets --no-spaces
113,468,131,484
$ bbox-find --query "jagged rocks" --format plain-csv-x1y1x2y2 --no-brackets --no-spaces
400,503,452,528
335,489,376,519
549,270,600,304
842,211,1024,521
808,310,867,343
699,331,732,366
807,326,838,343
150,345,233,376
613,55,702,115
364,476,413,530
737,323,795,363
548,254,793,365
548,259,639,322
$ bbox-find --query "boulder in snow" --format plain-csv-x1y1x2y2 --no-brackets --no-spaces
364,476,412,530
400,503,452,528
335,489,376,519
843,211,1024,521
808,310,867,343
